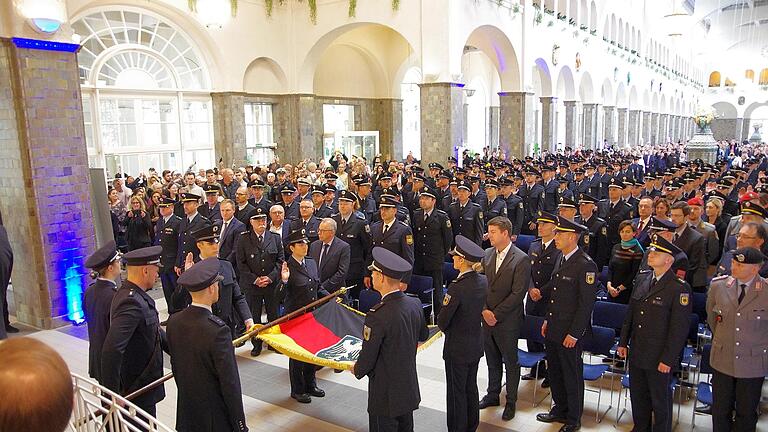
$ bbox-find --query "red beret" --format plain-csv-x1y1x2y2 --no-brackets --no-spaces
687,197,704,207
740,191,759,203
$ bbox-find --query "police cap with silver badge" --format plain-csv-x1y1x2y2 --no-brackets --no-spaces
338,190,358,202
367,247,412,280
180,192,201,202
449,235,485,263
555,216,588,234
177,257,224,292
191,225,220,243
648,234,684,257
732,247,767,264
536,211,559,224
286,228,310,245
250,207,268,219
123,245,162,267
647,216,678,232
158,195,175,207
85,240,120,269
202,184,221,195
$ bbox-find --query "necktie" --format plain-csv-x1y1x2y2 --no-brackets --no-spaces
637,220,644,235
257,235,263,247
303,220,307,228
319,243,329,268
738,284,747,304
221,220,229,239
383,224,390,234
673,233,679,242
559,255,566,268
341,218,346,230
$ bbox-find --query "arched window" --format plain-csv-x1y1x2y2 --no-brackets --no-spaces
760,69,768,85
708,71,721,87
745,69,755,82
71,8,213,176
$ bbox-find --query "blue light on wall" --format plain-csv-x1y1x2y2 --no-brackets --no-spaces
11,37,79,53
30,18,62,33
65,264,85,324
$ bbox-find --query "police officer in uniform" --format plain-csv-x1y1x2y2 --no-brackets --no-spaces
448,180,485,246
617,234,692,432
598,178,634,250
282,229,326,403
332,190,371,302
155,196,183,315
175,192,211,276
101,246,168,418
438,235,487,432
524,211,561,383
575,194,609,269
500,177,524,238
190,225,253,338
365,196,415,290
235,208,284,357
83,240,121,384
536,218,598,432
520,168,545,235
168,257,249,432
353,247,428,432
199,184,223,224
707,247,768,432
484,179,508,221
412,186,454,315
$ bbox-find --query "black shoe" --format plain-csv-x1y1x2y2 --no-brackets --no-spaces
521,372,539,380
536,413,567,423
541,378,550,388
695,405,712,414
308,387,325,397
268,345,278,353
502,405,516,421
558,424,581,432
334,369,343,373
478,395,500,409
250,343,262,357
291,393,311,404
5,325,19,333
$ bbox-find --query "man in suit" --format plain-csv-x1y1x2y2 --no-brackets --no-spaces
282,229,325,403
686,197,720,266
217,199,245,264
438,235,488,432
617,235,691,432
365,196,415,290
290,199,321,243
268,204,292,246
199,184,223,224
169,258,248,432
309,218,351,295
332,190,371,301
715,222,768,277
83,240,121,384
631,196,655,249
536,217,598,432
101,246,168,418
412,186,454,315
707,247,768,432
234,187,256,225
524,211,561,384
236,209,284,357
155,197,183,315
175,192,211,279
478,216,531,421
670,201,708,292
353,247,428,432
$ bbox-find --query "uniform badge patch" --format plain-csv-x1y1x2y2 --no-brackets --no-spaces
446,220,451,228
586,272,595,284
601,227,607,235
406,234,414,245
478,211,484,219
519,202,524,209
676,269,687,279
365,225,370,233
680,293,689,306
584,235,590,244
443,294,451,306
363,325,371,341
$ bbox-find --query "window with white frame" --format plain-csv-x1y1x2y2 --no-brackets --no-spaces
244,102,275,165
71,8,213,176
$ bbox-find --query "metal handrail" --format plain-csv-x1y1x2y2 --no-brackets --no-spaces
68,373,175,432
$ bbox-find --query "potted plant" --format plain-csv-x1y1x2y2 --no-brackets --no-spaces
590,29,597,36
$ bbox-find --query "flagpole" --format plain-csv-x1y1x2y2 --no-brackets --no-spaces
124,286,348,401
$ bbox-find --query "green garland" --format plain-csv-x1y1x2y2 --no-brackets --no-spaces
393,0,400,11
187,0,237,16
349,0,357,17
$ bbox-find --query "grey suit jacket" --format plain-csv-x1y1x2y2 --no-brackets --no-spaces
707,275,768,378
692,220,719,265
309,238,351,293
481,243,531,330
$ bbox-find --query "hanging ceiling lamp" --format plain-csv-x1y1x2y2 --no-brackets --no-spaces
663,0,691,38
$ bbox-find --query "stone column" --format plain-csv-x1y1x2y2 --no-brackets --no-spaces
650,113,660,144
0,38,96,329
616,108,628,147
499,91,535,158
419,83,464,164
564,100,580,149
369,99,403,160
488,106,500,151
603,106,616,146
211,93,246,166
734,118,744,142
669,115,678,141
741,118,751,142
540,96,558,153
628,109,641,147
281,94,319,163
660,114,670,142
582,103,600,150
642,111,651,145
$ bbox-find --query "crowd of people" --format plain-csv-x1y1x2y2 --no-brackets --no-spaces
2,139,767,432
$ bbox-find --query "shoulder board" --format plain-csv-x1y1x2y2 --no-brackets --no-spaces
331,212,340,218
240,231,249,235
449,201,459,206
711,274,729,282
398,220,408,227
470,202,481,207
369,301,385,313
596,217,606,223
531,238,542,243
207,315,226,327
355,213,366,220
435,209,447,216
623,202,633,208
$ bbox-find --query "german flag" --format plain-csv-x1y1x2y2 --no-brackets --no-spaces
255,300,442,370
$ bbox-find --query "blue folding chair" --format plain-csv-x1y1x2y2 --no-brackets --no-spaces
692,292,711,346
517,315,549,406
582,325,617,422
616,371,681,426
592,301,628,360
691,344,713,429
443,262,459,292
358,289,381,312
406,275,435,322
514,234,535,253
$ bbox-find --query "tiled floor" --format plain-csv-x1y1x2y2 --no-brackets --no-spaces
5,285,767,431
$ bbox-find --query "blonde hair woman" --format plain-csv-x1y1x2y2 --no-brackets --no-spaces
123,196,153,251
